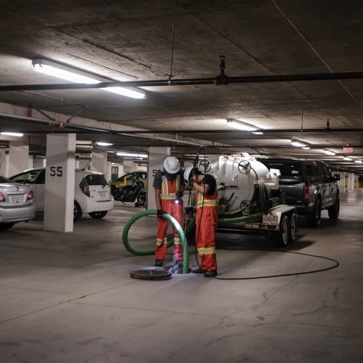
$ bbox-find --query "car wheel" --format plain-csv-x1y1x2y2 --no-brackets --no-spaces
74,202,82,222
0,223,15,231
289,213,297,243
308,198,321,227
328,195,340,219
273,215,289,247
89,211,108,219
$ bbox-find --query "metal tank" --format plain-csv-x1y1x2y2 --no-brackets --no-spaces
208,153,280,215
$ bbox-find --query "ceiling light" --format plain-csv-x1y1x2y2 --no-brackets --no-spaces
291,140,306,147
323,149,336,156
252,131,264,135
226,119,258,132
302,146,310,150
32,59,146,99
355,160,362,163
1,131,24,137
96,141,113,146
116,152,148,158
343,156,352,161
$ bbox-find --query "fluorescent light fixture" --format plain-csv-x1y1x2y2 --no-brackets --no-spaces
323,149,336,156
226,119,258,132
302,146,310,150
32,59,146,99
1,131,24,137
96,141,113,146
343,156,352,161
291,140,306,147
252,131,264,135
355,160,362,163
116,152,148,158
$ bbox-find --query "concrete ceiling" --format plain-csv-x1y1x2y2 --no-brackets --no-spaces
0,0,363,172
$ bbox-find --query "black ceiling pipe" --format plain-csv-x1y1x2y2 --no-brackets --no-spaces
1,71,363,92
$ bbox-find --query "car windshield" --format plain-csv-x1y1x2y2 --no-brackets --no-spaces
0,175,11,183
85,174,108,186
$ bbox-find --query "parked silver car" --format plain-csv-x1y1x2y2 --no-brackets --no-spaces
0,175,35,230
10,168,114,221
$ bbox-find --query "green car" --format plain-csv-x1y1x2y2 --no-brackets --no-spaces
110,171,148,189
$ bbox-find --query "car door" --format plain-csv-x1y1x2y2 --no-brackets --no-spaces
316,162,331,208
319,163,337,207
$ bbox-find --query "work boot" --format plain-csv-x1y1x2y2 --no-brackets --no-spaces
204,270,218,278
155,259,164,267
191,267,205,274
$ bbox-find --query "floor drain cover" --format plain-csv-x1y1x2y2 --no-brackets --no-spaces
130,268,172,280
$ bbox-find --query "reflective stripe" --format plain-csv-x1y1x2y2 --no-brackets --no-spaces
156,237,167,246
197,200,218,208
174,237,180,245
197,246,216,255
160,194,176,200
160,174,181,200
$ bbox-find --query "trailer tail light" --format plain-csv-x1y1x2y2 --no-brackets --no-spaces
27,190,34,200
79,178,90,197
0,192,5,202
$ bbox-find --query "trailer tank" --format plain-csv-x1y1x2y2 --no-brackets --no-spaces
208,153,280,215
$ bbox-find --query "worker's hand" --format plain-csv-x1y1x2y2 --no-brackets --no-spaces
157,209,167,217
188,178,195,187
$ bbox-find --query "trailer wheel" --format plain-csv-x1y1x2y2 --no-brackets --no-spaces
289,213,297,243
274,215,289,247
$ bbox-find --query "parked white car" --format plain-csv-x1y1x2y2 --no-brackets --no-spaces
0,174,35,230
10,168,114,221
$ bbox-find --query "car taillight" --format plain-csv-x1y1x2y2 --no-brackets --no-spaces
27,190,34,200
0,192,5,202
303,186,310,200
79,179,90,197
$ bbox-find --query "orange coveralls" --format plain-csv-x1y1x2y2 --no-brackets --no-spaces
196,188,218,271
155,174,184,262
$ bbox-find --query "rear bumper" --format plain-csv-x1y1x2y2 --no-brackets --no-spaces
77,198,114,214
0,204,36,223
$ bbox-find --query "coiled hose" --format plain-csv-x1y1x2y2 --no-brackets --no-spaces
122,209,195,274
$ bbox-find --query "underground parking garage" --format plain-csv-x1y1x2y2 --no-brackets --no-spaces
1,1,363,362
0,189,363,362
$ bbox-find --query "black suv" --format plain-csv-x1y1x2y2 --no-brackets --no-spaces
257,158,340,227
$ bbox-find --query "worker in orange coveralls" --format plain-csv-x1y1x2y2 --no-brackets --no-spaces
153,156,185,271
185,166,218,277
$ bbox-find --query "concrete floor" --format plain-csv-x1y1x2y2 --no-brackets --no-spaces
1,190,362,363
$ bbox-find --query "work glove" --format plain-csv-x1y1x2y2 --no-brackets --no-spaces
157,209,167,217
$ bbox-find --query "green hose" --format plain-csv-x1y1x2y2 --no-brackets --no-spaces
122,209,190,274
122,204,287,274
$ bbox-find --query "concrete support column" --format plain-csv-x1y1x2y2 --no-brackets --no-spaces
33,158,46,168
8,142,29,176
44,134,76,232
349,173,355,190
147,147,170,210
123,160,135,173
0,150,9,176
92,151,108,175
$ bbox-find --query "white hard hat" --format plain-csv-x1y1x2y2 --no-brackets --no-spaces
163,156,180,174
184,166,194,182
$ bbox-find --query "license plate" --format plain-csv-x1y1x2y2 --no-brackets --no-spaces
262,214,278,224
10,195,22,204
